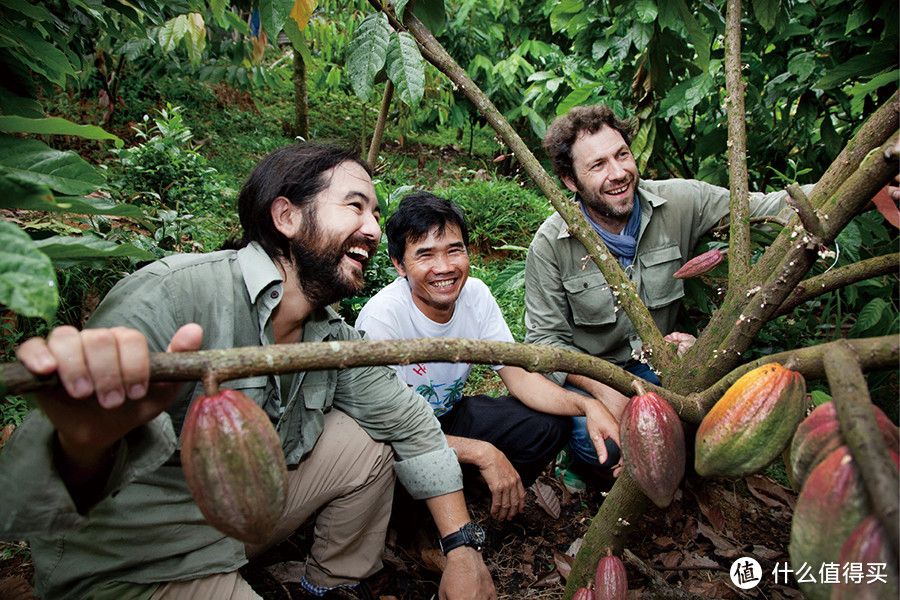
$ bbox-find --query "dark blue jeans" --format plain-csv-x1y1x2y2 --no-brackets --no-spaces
566,362,661,468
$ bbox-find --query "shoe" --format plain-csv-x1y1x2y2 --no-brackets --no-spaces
554,447,587,494
299,578,375,600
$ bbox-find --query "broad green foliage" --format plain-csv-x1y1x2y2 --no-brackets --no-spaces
347,13,391,102
0,135,105,196
0,220,58,323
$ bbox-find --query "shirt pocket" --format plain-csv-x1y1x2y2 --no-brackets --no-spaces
301,370,336,411
561,273,617,327
639,244,685,309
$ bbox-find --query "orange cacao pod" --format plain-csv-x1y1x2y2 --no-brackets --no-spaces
620,391,685,507
181,388,288,545
594,555,628,600
673,249,724,279
695,363,806,478
789,400,899,490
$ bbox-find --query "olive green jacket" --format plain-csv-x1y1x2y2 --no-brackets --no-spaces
524,178,806,384
0,243,460,600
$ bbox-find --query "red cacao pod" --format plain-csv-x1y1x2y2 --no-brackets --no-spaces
832,515,900,600
789,401,899,490
181,388,288,545
594,555,627,600
572,587,593,600
673,249,724,279
620,391,686,508
695,363,806,478
789,447,899,600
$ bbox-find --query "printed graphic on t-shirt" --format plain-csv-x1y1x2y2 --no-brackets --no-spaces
417,375,466,416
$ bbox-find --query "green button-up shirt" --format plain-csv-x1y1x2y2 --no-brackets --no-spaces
524,178,805,384
0,243,461,600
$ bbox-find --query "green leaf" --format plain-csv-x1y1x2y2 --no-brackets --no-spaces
835,220,861,263
184,13,206,64
412,0,447,37
0,116,119,141
158,14,189,53
633,0,658,23
0,135,105,196
386,32,425,108
658,72,715,118
787,51,815,83
209,0,227,23
490,260,526,297
676,0,710,69
0,219,58,322
259,0,295,37
752,0,780,32
1,26,75,86
816,52,897,90
809,390,832,406
347,13,391,102
34,234,156,268
395,0,411,20
851,298,887,334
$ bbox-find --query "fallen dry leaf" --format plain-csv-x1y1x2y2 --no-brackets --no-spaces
747,475,796,510
691,487,727,532
531,568,562,588
530,481,561,519
553,548,574,580
0,577,34,600
420,548,446,573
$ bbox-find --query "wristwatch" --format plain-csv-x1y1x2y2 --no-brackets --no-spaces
439,520,485,554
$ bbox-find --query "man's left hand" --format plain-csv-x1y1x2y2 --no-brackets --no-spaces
440,547,497,600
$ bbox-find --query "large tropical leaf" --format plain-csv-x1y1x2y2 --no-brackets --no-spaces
0,116,118,141
386,32,425,108
34,234,156,269
259,0,295,37
0,219,58,322
347,13,391,102
0,134,105,196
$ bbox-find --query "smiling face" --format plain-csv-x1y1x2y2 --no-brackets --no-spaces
290,161,381,307
392,223,469,323
563,125,639,233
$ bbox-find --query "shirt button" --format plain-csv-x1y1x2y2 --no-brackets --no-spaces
270,291,279,299
583,282,588,288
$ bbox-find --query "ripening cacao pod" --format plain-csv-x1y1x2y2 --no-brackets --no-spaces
572,587,593,600
594,555,628,600
832,515,900,600
672,249,724,279
789,446,899,600
181,388,288,545
789,401,899,490
695,363,806,478
620,391,686,508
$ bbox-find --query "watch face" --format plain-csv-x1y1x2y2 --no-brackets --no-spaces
463,521,486,546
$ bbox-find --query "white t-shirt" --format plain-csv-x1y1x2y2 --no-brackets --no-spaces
355,277,514,416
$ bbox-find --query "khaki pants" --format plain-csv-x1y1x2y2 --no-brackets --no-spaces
151,410,396,600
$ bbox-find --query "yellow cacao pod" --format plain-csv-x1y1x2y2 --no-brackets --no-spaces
695,363,806,478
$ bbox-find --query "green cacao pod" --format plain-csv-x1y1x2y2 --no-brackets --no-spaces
620,391,686,508
789,446,899,600
832,515,900,600
673,248,725,279
181,388,288,545
572,587,593,600
594,555,628,600
695,363,806,478
789,401,899,491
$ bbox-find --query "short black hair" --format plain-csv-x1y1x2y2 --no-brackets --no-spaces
235,142,371,259
385,191,469,265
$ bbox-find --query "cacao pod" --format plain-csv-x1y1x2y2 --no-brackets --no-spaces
181,388,288,545
789,401,899,491
594,555,628,600
619,391,686,508
832,515,900,600
695,363,806,478
573,587,593,600
789,446,899,600
673,249,724,279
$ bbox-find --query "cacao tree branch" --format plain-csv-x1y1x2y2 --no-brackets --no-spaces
784,183,823,239
375,3,678,373
774,252,899,317
822,341,900,559
697,335,899,413
367,79,393,168
0,337,701,418
723,0,752,290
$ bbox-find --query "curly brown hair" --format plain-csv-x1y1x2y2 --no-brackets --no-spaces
542,105,636,184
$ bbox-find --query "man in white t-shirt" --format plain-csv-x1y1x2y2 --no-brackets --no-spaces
356,192,621,520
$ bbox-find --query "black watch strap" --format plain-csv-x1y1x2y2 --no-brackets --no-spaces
439,521,485,554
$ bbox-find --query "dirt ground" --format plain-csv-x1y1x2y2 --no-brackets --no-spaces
0,465,805,600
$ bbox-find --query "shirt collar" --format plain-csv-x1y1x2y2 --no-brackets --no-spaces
555,181,665,239
237,242,283,304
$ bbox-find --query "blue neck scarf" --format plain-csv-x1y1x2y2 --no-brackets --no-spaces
578,194,641,269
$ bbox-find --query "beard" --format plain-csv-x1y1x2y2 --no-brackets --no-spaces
289,213,378,308
576,177,636,220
